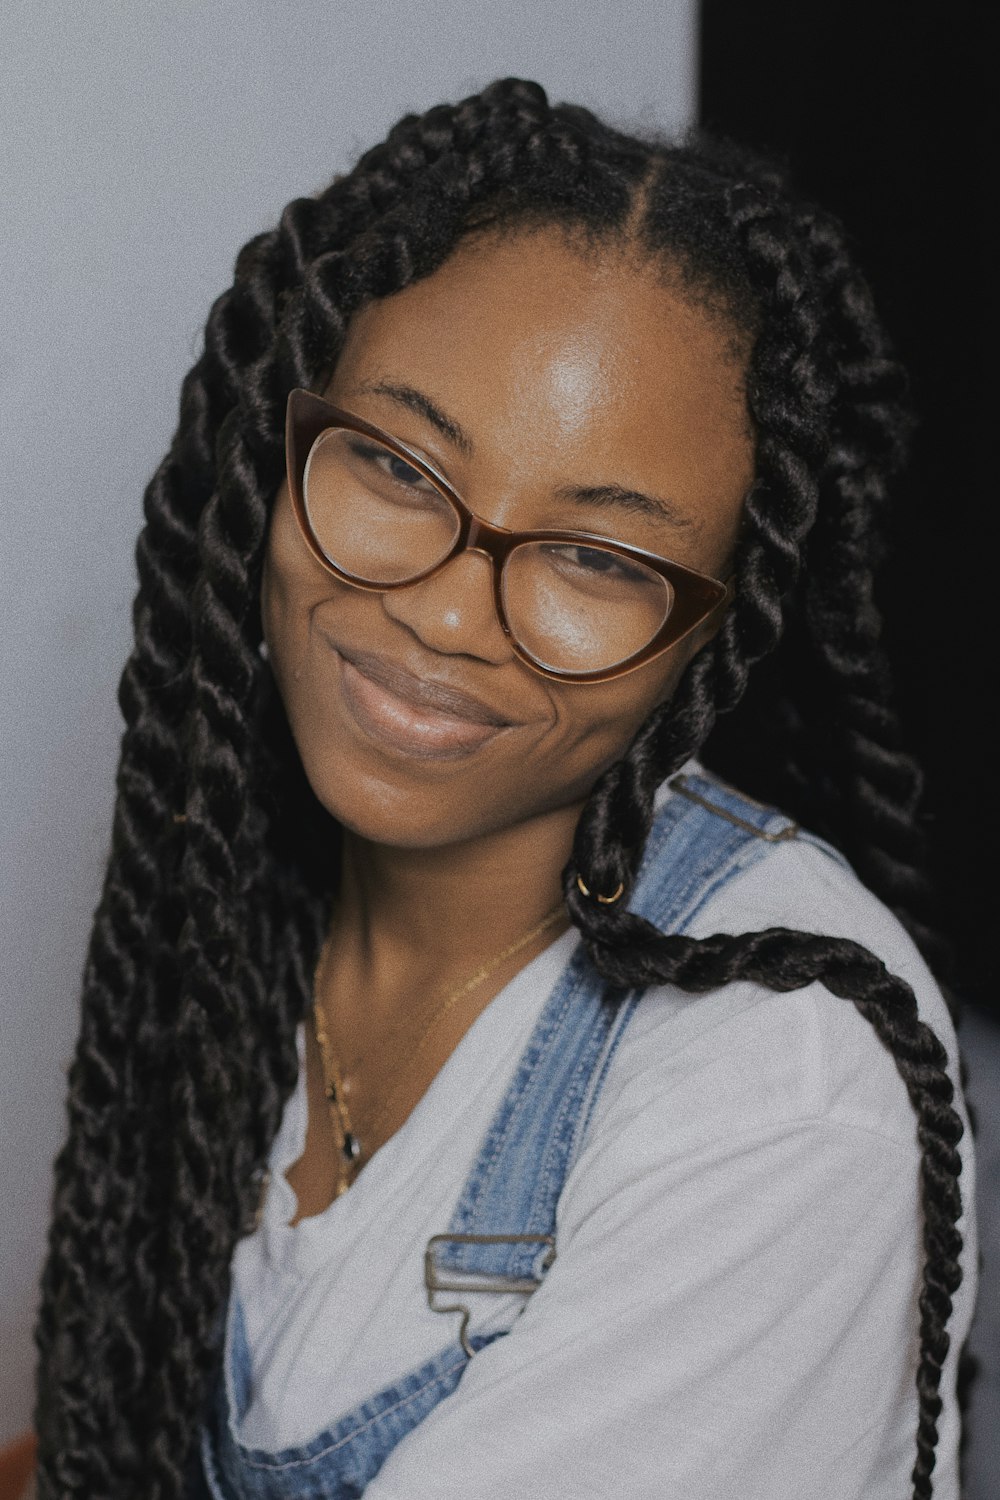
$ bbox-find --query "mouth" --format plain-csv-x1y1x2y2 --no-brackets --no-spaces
327,641,520,760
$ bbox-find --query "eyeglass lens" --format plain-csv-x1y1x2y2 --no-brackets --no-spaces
302,427,675,675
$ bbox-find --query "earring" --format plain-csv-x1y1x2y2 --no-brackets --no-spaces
258,638,270,662
576,875,625,905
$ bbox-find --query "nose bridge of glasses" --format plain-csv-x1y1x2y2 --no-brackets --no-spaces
462,511,514,568
437,512,513,643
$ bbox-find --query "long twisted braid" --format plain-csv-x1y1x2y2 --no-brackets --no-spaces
34,80,965,1500
696,165,945,972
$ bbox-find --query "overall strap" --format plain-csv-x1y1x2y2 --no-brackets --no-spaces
425,769,798,1351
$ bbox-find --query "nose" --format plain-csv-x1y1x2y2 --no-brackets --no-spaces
380,547,513,665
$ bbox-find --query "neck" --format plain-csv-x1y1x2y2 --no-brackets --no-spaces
333,800,583,985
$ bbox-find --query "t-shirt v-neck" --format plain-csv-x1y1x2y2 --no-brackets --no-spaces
232,923,582,1437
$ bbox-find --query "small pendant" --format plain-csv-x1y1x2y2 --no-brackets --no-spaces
342,1131,362,1163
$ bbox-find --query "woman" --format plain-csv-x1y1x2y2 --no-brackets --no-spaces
32,78,976,1499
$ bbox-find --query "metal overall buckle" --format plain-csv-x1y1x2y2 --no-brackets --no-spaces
424,1232,557,1357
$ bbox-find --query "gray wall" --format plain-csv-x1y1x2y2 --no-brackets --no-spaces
0,0,696,1440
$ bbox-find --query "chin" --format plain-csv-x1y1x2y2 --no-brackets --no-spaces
302,760,491,851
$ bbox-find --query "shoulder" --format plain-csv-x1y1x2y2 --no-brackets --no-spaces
556,765,977,1327
648,757,958,1056
573,759,969,1181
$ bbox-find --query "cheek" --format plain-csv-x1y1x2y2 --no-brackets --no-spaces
546,645,691,782
578,630,704,775
260,486,345,759
261,482,325,653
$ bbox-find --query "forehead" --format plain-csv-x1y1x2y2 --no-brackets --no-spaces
328,228,754,545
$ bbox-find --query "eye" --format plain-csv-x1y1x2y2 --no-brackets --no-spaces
545,543,653,586
348,439,438,495
386,454,429,486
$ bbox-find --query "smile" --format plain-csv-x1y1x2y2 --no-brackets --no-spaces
329,642,518,760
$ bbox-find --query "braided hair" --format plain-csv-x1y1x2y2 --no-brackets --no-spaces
33,78,965,1500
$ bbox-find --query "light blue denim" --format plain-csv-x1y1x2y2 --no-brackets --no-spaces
189,771,846,1498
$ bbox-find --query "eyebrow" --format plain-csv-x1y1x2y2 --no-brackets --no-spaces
357,378,697,532
356,380,474,457
551,482,698,532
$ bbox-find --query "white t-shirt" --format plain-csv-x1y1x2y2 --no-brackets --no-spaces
232,772,977,1500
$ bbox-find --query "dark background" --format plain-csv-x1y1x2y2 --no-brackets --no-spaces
700,0,994,1018
698,5,998,1487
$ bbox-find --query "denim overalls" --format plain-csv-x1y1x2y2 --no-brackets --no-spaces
190,769,842,1499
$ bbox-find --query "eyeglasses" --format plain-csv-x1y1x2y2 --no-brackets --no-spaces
284,388,732,684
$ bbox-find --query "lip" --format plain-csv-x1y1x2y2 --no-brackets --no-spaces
339,645,514,725
327,640,522,760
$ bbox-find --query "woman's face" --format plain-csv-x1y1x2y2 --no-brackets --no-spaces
262,228,754,850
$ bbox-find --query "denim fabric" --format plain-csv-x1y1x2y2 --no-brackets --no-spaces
192,771,832,1498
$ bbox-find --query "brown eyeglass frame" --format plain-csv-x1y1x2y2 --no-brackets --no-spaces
284,388,733,685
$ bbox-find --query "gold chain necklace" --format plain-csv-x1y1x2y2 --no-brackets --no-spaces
312,902,566,1198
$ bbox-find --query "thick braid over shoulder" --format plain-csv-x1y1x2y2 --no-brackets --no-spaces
35,81,965,1500
563,884,964,1499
